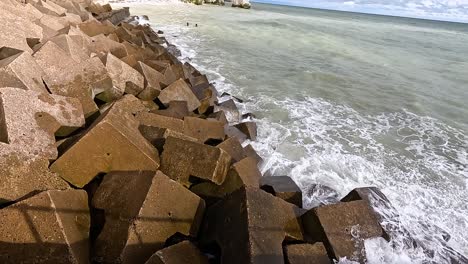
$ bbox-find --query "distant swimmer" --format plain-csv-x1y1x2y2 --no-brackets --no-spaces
187,22,189,26
195,24,198,27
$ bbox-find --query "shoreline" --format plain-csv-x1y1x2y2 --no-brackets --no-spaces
0,0,466,263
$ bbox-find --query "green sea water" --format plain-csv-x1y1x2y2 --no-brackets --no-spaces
113,1,468,262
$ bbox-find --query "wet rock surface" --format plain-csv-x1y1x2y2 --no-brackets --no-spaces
0,1,392,263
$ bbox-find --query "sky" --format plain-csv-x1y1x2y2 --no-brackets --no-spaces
252,0,468,22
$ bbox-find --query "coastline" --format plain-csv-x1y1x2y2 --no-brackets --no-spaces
0,0,466,263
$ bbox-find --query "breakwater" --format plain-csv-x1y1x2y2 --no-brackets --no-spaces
0,0,465,263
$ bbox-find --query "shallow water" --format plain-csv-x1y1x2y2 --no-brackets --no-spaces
115,1,467,262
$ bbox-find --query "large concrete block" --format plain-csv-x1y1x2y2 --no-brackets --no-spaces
106,53,145,96
183,117,225,143
0,152,70,205
92,171,205,264
216,137,246,162
235,121,257,141
0,87,85,159
0,190,90,264
78,20,115,37
191,157,261,201
244,144,263,165
152,100,189,120
136,112,184,132
158,79,201,112
49,34,90,63
0,6,43,53
145,241,208,264
302,200,383,262
201,187,304,264
215,99,239,123
33,41,112,117
50,104,160,188
160,136,231,186
0,48,48,93
261,176,303,208
284,243,331,264
136,61,164,101
96,7,130,25
89,34,128,59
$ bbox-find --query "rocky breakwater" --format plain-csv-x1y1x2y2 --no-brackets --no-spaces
0,0,393,263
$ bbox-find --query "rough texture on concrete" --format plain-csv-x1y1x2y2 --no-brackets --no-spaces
302,200,383,262
285,243,331,264
260,176,303,208
0,87,85,160
201,187,304,264
92,171,205,264
0,190,90,264
158,79,201,112
50,104,159,187
183,116,225,143
160,136,232,186
0,48,48,93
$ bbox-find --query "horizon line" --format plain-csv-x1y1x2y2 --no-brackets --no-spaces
250,0,468,24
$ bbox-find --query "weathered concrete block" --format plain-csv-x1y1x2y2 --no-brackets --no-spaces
201,187,304,264
0,152,70,205
261,176,303,208
78,20,115,37
106,52,145,96
0,190,90,264
33,41,112,117
136,112,184,132
244,144,263,165
145,60,171,73
139,124,197,154
49,34,90,63
0,7,43,53
158,79,200,112
0,87,85,159
152,100,189,120
89,34,128,59
191,157,261,201
145,241,208,264
0,47,47,93
208,111,228,125
302,200,383,262
284,243,331,264
215,99,239,123
97,7,130,25
235,121,257,141
217,137,247,162
50,104,160,188
160,136,231,186
92,171,205,264
183,117,225,143
136,61,164,101
225,125,248,143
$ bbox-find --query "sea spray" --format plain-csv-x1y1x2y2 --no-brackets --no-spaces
126,2,468,262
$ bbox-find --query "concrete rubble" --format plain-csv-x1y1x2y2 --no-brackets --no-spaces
0,1,397,263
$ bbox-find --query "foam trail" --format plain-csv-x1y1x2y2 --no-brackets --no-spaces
125,3,468,262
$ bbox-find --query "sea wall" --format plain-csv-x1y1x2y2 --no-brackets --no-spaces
0,0,392,263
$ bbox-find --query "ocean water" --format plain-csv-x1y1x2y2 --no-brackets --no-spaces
113,1,468,262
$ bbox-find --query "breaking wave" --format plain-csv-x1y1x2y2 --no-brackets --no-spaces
124,2,468,262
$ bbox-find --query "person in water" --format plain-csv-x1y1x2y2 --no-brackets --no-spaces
187,22,189,26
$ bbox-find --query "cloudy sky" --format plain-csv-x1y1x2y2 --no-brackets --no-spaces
253,0,468,22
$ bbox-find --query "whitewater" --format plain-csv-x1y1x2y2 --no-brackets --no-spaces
109,1,468,262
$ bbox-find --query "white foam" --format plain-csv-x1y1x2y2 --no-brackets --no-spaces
139,5,468,262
